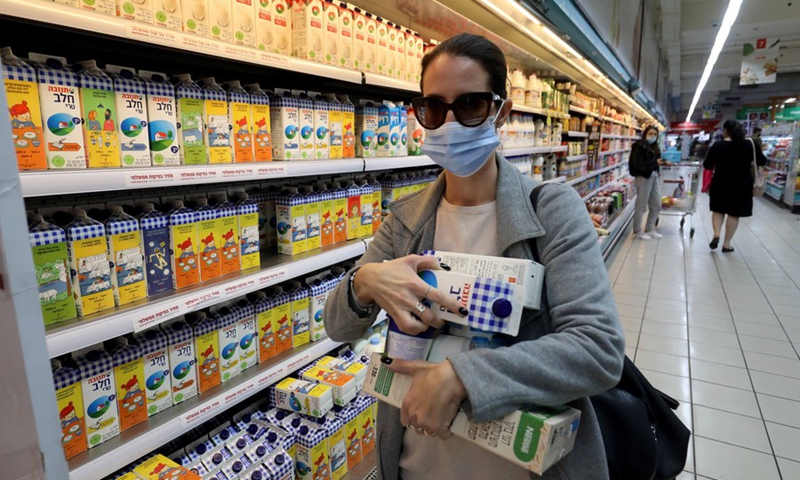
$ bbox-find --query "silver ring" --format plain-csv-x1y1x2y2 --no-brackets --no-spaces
423,285,431,299
424,430,437,437
414,426,425,434
414,301,426,314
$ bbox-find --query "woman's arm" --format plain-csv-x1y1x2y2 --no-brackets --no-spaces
703,144,719,170
755,142,767,166
447,184,625,422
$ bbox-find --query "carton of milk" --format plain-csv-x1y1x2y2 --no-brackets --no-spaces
140,71,180,166
331,181,347,244
60,210,115,317
161,319,198,404
397,102,407,156
166,201,201,289
306,275,329,341
212,306,240,382
302,365,356,406
414,33,424,82
188,312,221,393
337,2,353,69
315,183,334,247
255,0,273,51
355,101,378,157
29,216,77,326
326,94,343,159
269,90,300,160
106,337,148,432
244,84,273,161
190,198,222,282
349,4,366,71
363,12,378,73
322,0,339,66
224,81,255,163
250,291,277,363
52,358,87,460
173,74,207,164
406,104,424,156
135,203,173,296
209,0,234,43
107,66,151,167
405,29,416,82
385,22,397,79
132,327,173,416
310,93,329,159
338,95,355,158
271,378,333,417
388,101,401,157
288,280,311,347
154,0,183,30
276,187,307,256
298,185,321,251
2,48,47,170
77,60,121,168
199,77,232,164
421,250,545,311
375,17,389,76
30,53,86,169
116,0,154,23
363,352,581,475
233,192,260,270
234,299,258,371
72,347,120,449
134,455,202,480
293,0,324,62
269,286,294,354
294,92,315,160
105,207,147,306
376,101,391,157
295,422,331,480
271,0,293,55
209,194,241,276
182,0,211,37
230,0,255,46
80,0,116,15
394,26,406,80
316,356,365,390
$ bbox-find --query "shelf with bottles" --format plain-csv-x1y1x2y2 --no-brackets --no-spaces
565,161,627,187
564,131,589,138
598,194,636,259
508,68,571,120
568,105,600,118
499,113,569,151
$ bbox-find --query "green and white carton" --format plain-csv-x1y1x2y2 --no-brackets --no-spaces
29,214,77,326
363,352,581,475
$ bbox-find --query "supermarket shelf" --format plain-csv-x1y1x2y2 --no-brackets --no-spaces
564,131,589,138
600,134,639,140
46,241,367,358
363,155,434,171
767,157,789,165
20,160,366,197
512,105,571,119
765,187,782,201
569,105,600,118
342,450,377,480
599,148,632,157
565,162,627,186
362,73,419,93
67,337,346,480
601,116,634,128
581,184,609,200
502,146,568,156
566,154,588,162
0,0,363,85
766,166,787,173
767,180,785,189
542,176,567,184
599,198,636,260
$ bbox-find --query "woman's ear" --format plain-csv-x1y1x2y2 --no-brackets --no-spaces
495,98,513,128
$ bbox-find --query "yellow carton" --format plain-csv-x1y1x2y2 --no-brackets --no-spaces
235,194,260,270
188,312,221,394
77,61,121,168
2,48,47,170
167,202,201,290
299,185,321,251
104,207,147,307
272,378,333,417
60,210,115,317
52,358,87,460
73,347,120,449
301,365,356,406
250,291,278,363
315,356,366,390
296,422,331,480
332,182,347,244
320,413,348,480
288,281,310,348
199,77,232,164
271,0,293,55
225,81,255,163
209,195,240,277
190,199,222,283
276,188,308,256
244,84,273,162
135,454,202,480
106,337,148,432
333,402,362,470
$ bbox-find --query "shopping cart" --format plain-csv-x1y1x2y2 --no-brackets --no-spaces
657,162,702,238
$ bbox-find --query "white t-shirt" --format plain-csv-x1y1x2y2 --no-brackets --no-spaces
398,197,530,480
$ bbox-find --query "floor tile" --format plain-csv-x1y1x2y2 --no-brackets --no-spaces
641,320,688,339
646,297,687,313
648,288,688,301
688,314,737,333
625,346,636,359
688,326,740,349
618,315,642,333
644,307,689,325
732,310,781,325
690,359,752,390
766,422,800,462
751,371,800,401
614,284,650,297
634,350,690,377
624,330,639,349
687,302,731,319
638,369,691,402
777,457,800,479
638,333,689,357
734,322,789,341
676,472,694,480
739,335,798,359
616,303,645,319
694,437,781,480
614,292,648,307
689,342,745,368
693,405,771,453
744,351,800,379
757,394,800,429
691,380,761,417
773,303,800,316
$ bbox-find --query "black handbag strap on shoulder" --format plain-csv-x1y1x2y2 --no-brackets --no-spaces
528,184,690,480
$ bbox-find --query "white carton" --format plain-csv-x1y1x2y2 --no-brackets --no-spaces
322,0,339,66
349,4,366,71
154,0,183,30
140,70,181,166
271,0,293,55
232,0,256,47
414,32,424,83
107,65,151,167
404,29,416,82
269,89,300,160
117,0,154,23
209,0,234,43
393,25,405,80
310,93,329,159
375,17,389,76
421,250,545,310
79,0,115,15
363,353,581,475
255,0,274,51
293,0,324,62
337,2,353,69
182,0,211,37
363,12,377,73
293,90,315,160
271,377,333,418
72,347,120,449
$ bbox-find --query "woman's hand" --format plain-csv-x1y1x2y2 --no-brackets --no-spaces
353,255,467,335
385,358,467,439
657,158,668,166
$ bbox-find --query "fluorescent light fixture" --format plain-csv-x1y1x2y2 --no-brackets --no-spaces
685,0,744,122
784,97,796,103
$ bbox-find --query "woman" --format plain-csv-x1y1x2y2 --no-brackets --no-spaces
703,119,766,252
324,33,624,480
628,126,667,240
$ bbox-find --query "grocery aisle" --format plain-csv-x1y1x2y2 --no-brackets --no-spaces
606,194,800,480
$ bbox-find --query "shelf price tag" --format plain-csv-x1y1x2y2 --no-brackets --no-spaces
286,352,312,372
180,35,221,52
256,366,287,388
258,52,291,68
125,24,179,46
221,166,257,179
183,289,222,311
257,268,288,287
176,169,222,184
132,303,183,332
222,381,257,406
180,398,222,427
124,171,178,188
222,278,258,298
255,164,288,178
223,45,258,61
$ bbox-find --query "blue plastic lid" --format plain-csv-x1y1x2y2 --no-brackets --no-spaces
236,438,247,449
251,471,263,480
256,445,267,457
195,443,207,455
212,453,224,465
369,337,380,345
492,298,513,318
291,418,301,428
275,411,286,420
243,413,252,423
275,454,285,465
247,424,259,436
266,431,278,443
299,425,310,435
232,461,243,473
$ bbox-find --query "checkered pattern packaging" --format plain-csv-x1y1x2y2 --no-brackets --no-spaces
227,89,250,104
29,220,66,247
52,359,82,390
215,200,237,218
298,364,315,378
163,320,194,345
237,201,259,215
271,94,299,108
468,277,515,333
108,72,146,96
203,86,227,102
31,59,79,88
106,215,140,236
252,293,274,314
139,209,168,230
335,403,360,424
78,69,114,92
176,84,204,100
289,284,309,302
2,56,36,82
276,194,306,207
108,339,143,368
250,90,270,106
65,216,106,241
73,349,114,379
168,207,195,226
142,76,175,98
235,300,255,321
296,424,328,448
194,206,218,222
191,314,219,335
265,450,294,479
214,307,239,329
133,328,169,356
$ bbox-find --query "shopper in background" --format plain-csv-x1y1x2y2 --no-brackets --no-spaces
752,126,764,152
703,119,767,252
324,33,624,480
629,126,667,240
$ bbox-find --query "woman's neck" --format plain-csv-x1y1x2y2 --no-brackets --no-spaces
442,153,499,206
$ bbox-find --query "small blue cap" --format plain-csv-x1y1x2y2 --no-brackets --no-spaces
275,454,285,465
236,438,247,449
212,453,224,465
267,432,278,443
369,337,380,345
251,471,263,480
195,443,207,455
220,429,231,440
491,298,513,318
232,461,243,472
247,424,259,436
256,445,267,457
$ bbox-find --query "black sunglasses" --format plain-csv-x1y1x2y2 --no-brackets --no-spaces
411,92,504,130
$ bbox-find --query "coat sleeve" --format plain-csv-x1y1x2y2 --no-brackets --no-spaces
755,143,767,166
323,213,398,342
703,144,719,170
447,184,625,422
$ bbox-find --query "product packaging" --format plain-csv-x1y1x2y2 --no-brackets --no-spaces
182,0,211,37
166,201,201,289
52,358,87,459
209,0,233,43
406,105,424,155
173,74,208,164
30,53,86,169
271,287,294,353
244,84,274,161
264,448,294,480
250,291,278,363
270,0,293,55
212,306,240,382
161,319,198,404
314,183,334,247
107,66,151,167
310,93,329,159
358,179,374,238
132,327,173,416
29,215,77,325
234,192,260,270
187,311,221,393
140,71,180,166
349,5,366,71
295,423,332,480
2,47,47,170
287,280,311,347
294,91,315,159
190,198,222,282
209,194,241,276
367,176,381,234
105,207,147,306
326,94,343,159
331,403,361,469
306,274,328,341
154,0,183,30
338,95,355,158
364,352,581,474
343,181,361,240
134,455,202,480
413,33,424,82
337,2,353,69
271,378,333,417
72,347,120,449
385,315,435,360
393,25,405,80
397,102,407,156
234,299,258,371
355,100,378,157
199,77,232,164
322,0,340,66
134,203,173,295
293,0,324,62
224,80,255,163
269,89,300,160
354,393,375,456
117,0,154,23
317,414,347,480
77,60,120,168
106,337,148,432
276,187,308,255
316,356,365,390
301,366,356,406
331,181,347,244
376,101,391,157
255,0,274,52
405,29,416,82
375,17,389,76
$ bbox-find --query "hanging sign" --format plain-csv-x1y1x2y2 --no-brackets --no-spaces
740,38,780,85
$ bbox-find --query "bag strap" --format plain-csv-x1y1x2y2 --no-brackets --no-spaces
749,138,756,164
528,184,547,264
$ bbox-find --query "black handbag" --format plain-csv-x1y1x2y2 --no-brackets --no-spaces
529,184,691,480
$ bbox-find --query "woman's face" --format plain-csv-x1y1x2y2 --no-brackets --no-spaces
421,54,507,127
645,129,658,144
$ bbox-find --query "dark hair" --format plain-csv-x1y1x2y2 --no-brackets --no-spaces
753,127,762,134
641,126,659,140
420,33,508,99
723,120,745,141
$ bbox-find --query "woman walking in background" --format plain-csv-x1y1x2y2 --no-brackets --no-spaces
703,120,767,252
629,126,667,240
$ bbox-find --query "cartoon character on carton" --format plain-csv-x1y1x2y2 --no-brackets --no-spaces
177,237,197,272
121,375,145,412
59,401,84,444
200,345,218,376
201,233,219,266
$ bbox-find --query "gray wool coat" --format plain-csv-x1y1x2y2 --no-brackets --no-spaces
324,156,625,480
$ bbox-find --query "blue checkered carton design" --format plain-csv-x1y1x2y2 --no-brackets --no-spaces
2,55,36,82
65,216,106,241
176,84,205,100
194,206,218,222
468,277,515,333
191,314,218,336
168,207,195,226
296,423,328,448
235,300,255,320
108,340,143,368
32,58,79,88
215,200,237,218
227,89,250,104
265,449,294,479
74,349,114,381
142,76,175,98
250,90,270,106
163,319,194,345
108,71,146,96
79,69,115,92
29,220,66,246
237,201,259,215
133,328,169,356
106,216,140,236
52,359,82,391
138,209,172,296
203,87,227,102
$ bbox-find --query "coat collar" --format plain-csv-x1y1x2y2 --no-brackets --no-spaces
389,154,545,253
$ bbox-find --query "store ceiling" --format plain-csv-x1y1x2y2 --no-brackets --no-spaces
674,0,800,119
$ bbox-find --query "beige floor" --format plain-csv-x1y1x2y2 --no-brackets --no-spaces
606,193,800,480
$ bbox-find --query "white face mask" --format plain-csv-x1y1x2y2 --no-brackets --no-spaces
421,102,505,178
646,136,657,144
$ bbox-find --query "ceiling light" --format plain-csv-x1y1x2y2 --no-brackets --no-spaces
784,97,796,103
685,0,744,122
